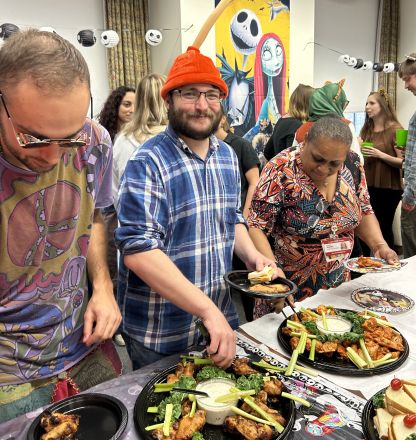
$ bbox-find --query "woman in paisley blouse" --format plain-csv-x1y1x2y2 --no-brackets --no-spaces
248,117,399,319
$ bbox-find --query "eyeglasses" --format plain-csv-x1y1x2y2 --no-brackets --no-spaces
172,89,224,104
0,91,93,148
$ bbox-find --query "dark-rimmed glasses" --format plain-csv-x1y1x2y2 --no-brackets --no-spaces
0,91,93,148
172,89,224,104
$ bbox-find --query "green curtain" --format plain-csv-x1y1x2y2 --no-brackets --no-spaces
377,0,399,108
104,0,151,89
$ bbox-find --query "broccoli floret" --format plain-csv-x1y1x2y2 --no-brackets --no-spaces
175,375,197,390
236,374,264,393
191,433,205,440
337,311,365,334
372,391,385,409
196,366,235,382
156,393,183,422
302,320,319,335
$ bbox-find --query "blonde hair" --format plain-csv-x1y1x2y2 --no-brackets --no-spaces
123,73,168,144
288,84,314,122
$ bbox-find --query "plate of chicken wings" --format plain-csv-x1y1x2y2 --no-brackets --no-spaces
134,355,296,440
277,305,409,376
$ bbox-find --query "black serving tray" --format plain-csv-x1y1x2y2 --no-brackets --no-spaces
277,308,409,376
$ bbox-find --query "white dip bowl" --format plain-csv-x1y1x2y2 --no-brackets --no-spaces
316,316,352,336
195,378,238,425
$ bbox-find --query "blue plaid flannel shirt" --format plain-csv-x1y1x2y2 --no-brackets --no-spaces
115,125,243,354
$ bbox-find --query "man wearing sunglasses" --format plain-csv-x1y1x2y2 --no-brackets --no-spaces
115,47,278,370
0,30,122,421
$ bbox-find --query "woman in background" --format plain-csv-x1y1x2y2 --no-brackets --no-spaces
294,80,363,162
112,74,167,203
98,85,135,141
264,84,314,161
359,89,403,253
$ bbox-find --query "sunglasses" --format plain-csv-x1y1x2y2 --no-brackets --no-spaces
0,91,93,148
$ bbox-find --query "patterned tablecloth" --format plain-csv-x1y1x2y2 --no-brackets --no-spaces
3,257,415,439
0,336,368,440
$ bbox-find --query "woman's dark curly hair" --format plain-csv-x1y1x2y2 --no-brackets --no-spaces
98,85,135,141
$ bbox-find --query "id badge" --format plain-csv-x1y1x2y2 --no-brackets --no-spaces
321,237,352,263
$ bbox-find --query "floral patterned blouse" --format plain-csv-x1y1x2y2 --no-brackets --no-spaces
248,146,373,318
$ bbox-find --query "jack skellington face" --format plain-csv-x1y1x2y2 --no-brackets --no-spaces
230,9,262,55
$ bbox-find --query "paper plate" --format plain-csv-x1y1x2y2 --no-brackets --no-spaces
27,393,128,440
351,287,414,314
345,257,406,274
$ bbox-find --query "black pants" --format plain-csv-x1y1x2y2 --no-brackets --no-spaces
361,186,402,256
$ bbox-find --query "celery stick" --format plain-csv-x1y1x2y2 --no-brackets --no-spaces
147,406,159,413
163,403,173,437
286,320,304,329
373,358,397,367
145,422,164,431
215,389,256,403
359,339,374,368
321,312,328,330
291,331,317,339
251,360,286,372
285,349,299,376
189,399,197,417
309,339,317,361
300,307,319,318
297,332,307,354
243,397,284,433
294,364,319,377
281,391,311,407
346,347,367,368
194,358,214,366
230,406,275,426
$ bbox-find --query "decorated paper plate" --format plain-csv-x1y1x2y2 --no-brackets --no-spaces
345,257,407,274
351,287,414,314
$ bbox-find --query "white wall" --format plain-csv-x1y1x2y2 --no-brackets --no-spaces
148,0,182,75
0,0,109,114
397,0,415,126
148,0,216,76
314,0,379,113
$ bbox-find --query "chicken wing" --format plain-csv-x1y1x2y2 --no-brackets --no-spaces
175,410,206,440
233,358,259,375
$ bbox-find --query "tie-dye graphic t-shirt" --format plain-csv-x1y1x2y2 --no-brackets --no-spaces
0,122,112,385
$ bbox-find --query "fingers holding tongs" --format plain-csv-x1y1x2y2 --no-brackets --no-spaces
284,297,301,321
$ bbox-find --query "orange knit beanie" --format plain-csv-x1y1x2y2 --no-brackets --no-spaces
161,46,228,99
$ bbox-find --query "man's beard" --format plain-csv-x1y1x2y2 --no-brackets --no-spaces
168,106,222,140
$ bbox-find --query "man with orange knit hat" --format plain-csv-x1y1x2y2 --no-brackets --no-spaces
115,47,278,369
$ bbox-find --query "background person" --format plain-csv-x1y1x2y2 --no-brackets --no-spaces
98,85,135,142
112,73,167,203
264,84,314,161
398,53,416,258
115,47,278,370
248,117,398,319
0,30,121,422
294,80,363,162
359,89,403,254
